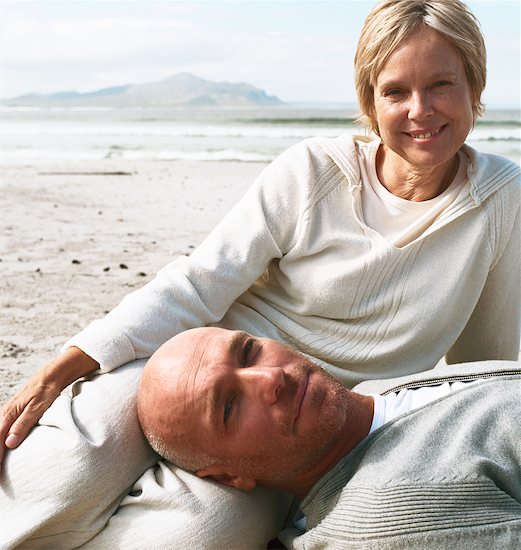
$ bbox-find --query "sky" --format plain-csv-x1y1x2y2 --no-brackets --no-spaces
0,0,519,107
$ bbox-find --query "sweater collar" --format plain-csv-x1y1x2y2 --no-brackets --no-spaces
317,134,519,206
460,143,520,205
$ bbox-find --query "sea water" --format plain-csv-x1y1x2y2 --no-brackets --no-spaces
0,105,519,165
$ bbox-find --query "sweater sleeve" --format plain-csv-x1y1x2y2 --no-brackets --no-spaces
63,142,313,371
446,182,521,364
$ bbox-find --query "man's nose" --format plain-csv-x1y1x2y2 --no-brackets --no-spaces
239,367,285,405
408,91,434,120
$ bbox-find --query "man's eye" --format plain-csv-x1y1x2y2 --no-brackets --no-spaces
242,339,253,365
224,398,234,423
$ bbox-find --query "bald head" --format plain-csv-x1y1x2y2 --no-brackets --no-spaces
137,327,373,496
137,328,215,471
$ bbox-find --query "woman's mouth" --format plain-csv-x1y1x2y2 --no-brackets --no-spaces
407,125,445,140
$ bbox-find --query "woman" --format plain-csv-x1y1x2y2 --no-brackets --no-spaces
1,0,520,546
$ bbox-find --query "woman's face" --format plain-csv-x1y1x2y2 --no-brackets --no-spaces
373,27,473,171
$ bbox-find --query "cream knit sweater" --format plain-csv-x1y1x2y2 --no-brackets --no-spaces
65,134,520,387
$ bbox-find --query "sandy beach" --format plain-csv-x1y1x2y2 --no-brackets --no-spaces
0,159,268,404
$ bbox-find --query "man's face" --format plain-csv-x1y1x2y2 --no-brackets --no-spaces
145,327,353,490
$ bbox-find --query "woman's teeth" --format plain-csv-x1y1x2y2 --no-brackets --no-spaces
410,128,441,139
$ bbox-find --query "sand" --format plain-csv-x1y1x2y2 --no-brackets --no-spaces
0,159,268,404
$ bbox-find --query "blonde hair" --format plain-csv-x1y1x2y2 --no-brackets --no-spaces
354,0,486,134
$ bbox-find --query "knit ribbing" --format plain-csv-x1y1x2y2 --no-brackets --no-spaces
314,483,520,539
280,375,521,549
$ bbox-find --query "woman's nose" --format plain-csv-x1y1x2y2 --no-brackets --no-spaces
240,367,285,405
408,91,434,120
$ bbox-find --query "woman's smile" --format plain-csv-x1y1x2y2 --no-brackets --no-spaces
373,26,474,198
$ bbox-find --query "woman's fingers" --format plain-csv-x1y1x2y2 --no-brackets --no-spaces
0,348,99,467
0,397,25,465
0,381,60,466
0,405,13,465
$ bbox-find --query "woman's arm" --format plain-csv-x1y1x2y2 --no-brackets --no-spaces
0,139,314,461
0,347,99,467
63,142,309,372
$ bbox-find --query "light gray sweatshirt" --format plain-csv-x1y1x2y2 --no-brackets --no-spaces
280,361,521,549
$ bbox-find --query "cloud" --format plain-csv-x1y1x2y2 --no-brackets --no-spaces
0,6,356,102
0,0,518,106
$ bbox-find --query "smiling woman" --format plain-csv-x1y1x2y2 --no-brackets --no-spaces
1,0,519,548
355,0,484,200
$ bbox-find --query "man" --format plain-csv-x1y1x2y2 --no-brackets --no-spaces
138,327,521,549
0,357,290,549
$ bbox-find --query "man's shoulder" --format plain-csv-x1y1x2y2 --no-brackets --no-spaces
353,360,521,395
293,374,521,548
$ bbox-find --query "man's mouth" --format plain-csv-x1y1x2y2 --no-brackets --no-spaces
293,371,309,429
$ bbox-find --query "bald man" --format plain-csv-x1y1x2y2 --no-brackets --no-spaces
138,327,521,549
138,326,374,497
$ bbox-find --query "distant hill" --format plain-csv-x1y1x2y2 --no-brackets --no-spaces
2,73,284,107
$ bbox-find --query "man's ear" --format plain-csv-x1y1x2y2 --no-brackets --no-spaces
196,465,257,491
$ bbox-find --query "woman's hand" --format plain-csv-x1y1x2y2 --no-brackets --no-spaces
0,347,99,468
0,373,62,465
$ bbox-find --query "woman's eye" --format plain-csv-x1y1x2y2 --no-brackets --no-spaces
224,399,234,423
432,80,451,89
385,89,403,97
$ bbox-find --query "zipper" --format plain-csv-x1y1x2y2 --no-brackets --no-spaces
381,370,521,395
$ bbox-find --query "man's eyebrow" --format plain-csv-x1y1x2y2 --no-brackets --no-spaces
229,330,248,358
207,383,221,434
207,331,248,433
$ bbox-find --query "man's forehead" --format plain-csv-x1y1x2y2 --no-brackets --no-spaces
171,329,244,396
185,328,248,367
186,330,251,430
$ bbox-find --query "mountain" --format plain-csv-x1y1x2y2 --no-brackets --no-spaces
2,73,284,107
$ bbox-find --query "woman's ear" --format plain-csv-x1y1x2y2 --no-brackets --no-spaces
197,465,257,491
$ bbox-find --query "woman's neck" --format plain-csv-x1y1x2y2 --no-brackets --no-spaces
376,145,460,202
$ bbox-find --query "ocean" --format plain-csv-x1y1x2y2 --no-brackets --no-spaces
0,105,519,165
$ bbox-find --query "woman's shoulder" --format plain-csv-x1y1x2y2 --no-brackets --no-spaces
254,134,359,217
462,147,520,253
278,133,359,165
463,144,520,203
293,133,373,186
259,133,362,198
